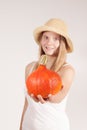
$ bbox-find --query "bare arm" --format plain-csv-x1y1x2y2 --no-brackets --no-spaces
48,66,75,103
25,63,75,104
20,62,35,130
20,97,28,130
35,65,75,104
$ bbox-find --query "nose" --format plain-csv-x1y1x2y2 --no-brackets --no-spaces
47,38,53,45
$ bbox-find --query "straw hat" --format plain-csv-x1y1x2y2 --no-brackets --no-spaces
33,18,73,53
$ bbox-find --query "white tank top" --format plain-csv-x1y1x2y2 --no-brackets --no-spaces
22,63,70,130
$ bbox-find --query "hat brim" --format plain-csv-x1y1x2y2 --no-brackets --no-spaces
33,25,73,53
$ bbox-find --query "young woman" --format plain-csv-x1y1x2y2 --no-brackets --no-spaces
20,18,75,130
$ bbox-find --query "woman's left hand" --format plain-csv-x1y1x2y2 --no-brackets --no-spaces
37,94,53,104
37,95,48,104
31,94,53,104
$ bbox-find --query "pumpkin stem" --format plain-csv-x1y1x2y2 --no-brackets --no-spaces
39,55,47,65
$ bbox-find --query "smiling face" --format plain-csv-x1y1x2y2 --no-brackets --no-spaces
40,31,60,56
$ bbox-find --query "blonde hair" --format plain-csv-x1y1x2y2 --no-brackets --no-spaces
38,33,67,72
52,37,67,72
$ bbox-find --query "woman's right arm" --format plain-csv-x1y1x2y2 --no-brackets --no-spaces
20,97,28,130
20,62,36,130
20,63,31,130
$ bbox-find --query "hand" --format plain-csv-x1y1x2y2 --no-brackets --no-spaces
30,94,49,104
30,94,39,102
47,94,53,102
37,95,48,104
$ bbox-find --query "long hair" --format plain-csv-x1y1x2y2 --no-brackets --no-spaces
51,37,67,72
38,34,67,72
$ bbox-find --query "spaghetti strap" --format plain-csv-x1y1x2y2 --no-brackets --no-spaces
63,63,70,67
29,62,37,74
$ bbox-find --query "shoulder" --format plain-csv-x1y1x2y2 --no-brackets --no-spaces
59,63,75,75
58,63,75,88
25,61,37,81
25,61,36,72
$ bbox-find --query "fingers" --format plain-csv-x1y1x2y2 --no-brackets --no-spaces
30,94,47,104
30,94,39,102
37,95,46,104
48,94,52,98
48,94,53,102
30,94,53,104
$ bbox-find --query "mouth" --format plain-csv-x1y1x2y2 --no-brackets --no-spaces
45,46,54,50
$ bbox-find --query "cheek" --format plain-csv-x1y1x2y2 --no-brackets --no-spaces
55,42,60,48
40,40,45,47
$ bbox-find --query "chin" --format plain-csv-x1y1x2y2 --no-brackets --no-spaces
45,52,53,56
46,51,57,56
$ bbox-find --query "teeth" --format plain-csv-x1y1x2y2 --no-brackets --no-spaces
45,46,53,49
47,47,53,49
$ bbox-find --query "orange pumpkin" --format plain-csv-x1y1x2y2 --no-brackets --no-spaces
26,55,62,98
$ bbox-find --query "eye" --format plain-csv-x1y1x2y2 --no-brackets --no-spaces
54,37,59,41
45,36,48,40
43,35,49,40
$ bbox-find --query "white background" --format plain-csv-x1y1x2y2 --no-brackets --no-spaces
0,0,87,130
